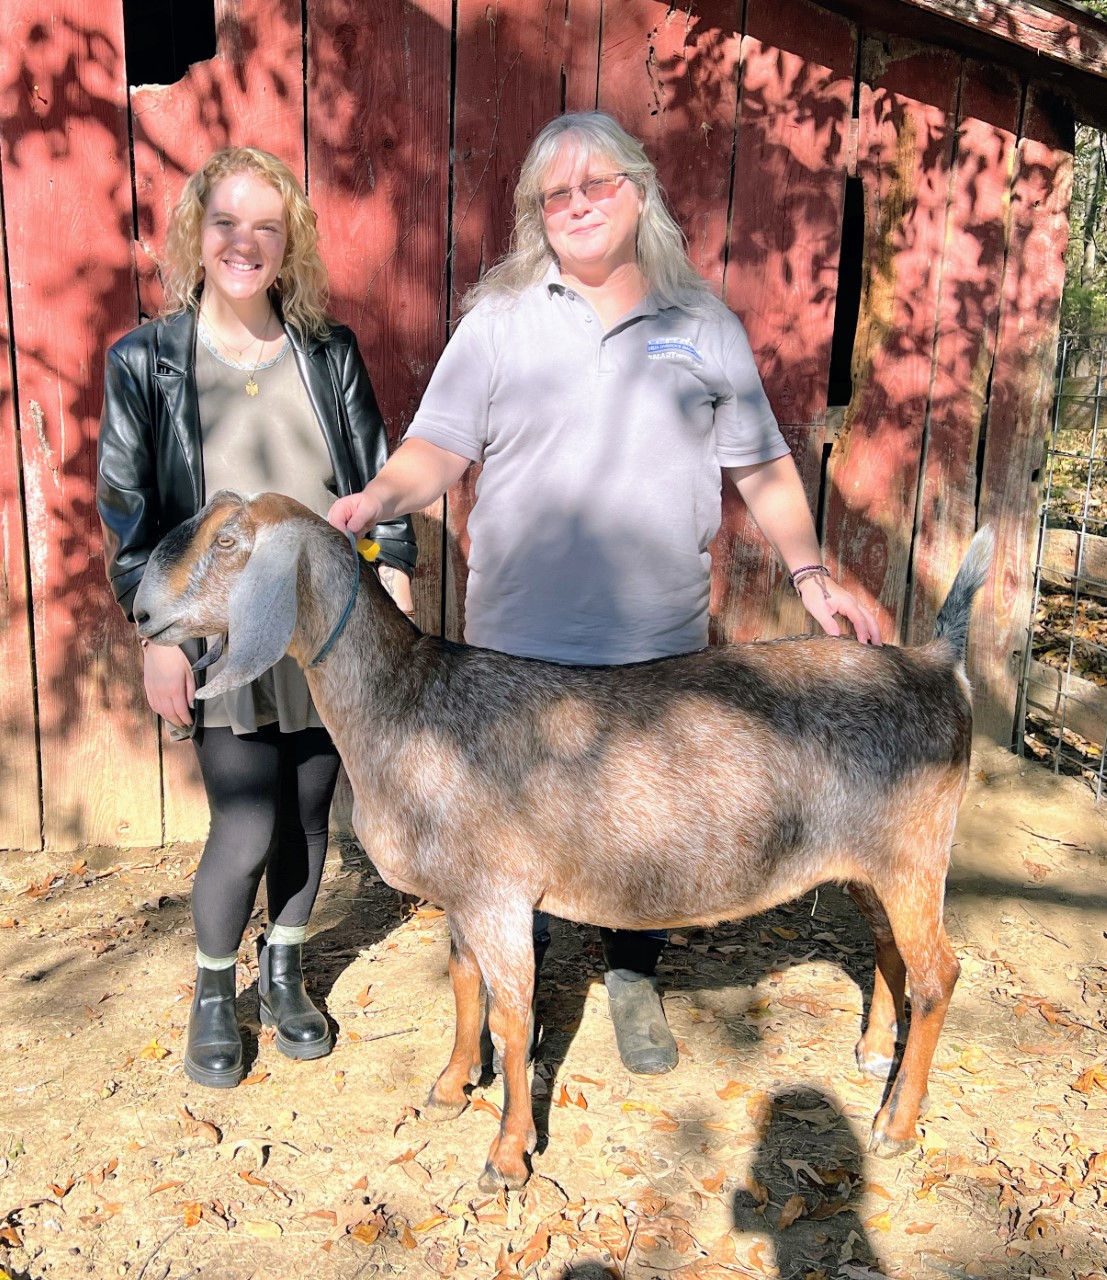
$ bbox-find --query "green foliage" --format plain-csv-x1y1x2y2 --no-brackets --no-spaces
1062,126,1107,335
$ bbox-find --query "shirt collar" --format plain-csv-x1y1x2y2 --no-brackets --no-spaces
541,261,661,321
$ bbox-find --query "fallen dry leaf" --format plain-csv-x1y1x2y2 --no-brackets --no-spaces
777,1194,807,1229
178,1104,221,1145
242,1219,283,1239
1073,1063,1107,1094
716,1079,747,1101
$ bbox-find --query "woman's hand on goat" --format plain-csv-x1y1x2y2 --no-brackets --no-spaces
328,440,472,536
143,643,196,728
798,573,882,646
328,489,384,538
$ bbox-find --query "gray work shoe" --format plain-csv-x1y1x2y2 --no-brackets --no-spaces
605,969,678,1075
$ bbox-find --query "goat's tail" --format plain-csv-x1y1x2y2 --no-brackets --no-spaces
933,525,996,661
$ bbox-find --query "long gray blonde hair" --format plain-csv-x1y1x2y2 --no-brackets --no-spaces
462,112,715,314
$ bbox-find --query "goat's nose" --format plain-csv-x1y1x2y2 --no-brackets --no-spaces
134,606,150,627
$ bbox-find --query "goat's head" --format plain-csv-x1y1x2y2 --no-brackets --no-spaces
133,489,323,699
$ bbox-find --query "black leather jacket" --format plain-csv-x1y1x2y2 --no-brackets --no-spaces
97,307,416,620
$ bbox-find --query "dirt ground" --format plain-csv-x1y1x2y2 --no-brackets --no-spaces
2,739,1106,1280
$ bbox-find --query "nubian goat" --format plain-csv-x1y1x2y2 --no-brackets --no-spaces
133,490,994,1191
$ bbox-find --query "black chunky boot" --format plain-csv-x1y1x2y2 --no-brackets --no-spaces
184,965,244,1088
257,936,332,1060
601,930,678,1075
483,931,551,1075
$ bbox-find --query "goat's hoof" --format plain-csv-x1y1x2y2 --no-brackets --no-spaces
867,1127,918,1159
478,1160,529,1193
855,1046,898,1080
423,1093,468,1122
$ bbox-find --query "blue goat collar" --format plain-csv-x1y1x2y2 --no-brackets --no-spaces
307,530,361,668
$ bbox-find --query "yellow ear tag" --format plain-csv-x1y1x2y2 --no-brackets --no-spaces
356,538,381,563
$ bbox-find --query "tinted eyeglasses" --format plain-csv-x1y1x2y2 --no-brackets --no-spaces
539,173,630,216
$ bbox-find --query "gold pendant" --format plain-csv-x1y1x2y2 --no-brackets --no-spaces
245,377,259,396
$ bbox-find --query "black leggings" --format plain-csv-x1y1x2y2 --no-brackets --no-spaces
190,724,341,957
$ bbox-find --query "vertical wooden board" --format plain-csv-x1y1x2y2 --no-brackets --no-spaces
907,63,1020,646
0,165,41,851
131,0,306,318
453,0,601,301
130,1,305,840
444,0,602,641
714,0,856,642
597,0,741,290
0,1,162,849
822,38,960,642
975,86,1072,742
309,0,452,637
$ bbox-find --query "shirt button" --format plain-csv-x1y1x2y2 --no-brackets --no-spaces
565,290,576,300
584,314,592,323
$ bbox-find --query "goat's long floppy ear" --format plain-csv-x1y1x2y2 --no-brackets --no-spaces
196,523,304,700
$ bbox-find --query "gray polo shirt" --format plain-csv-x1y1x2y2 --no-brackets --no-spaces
405,268,787,664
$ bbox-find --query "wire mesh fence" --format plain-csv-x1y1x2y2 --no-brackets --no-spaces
1018,333,1107,796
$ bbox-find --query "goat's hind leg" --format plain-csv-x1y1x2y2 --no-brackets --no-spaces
867,874,960,1159
425,923,484,1120
847,881,907,1080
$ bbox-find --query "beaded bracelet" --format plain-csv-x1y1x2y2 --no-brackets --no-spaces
790,564,830,594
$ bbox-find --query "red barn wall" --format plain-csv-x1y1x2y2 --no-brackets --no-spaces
0,0,1074,850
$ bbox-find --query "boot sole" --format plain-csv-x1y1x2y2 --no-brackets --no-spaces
260,1009,332,1061
184,1054,243,1088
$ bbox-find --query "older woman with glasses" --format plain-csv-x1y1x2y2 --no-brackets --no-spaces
329,111,878,1076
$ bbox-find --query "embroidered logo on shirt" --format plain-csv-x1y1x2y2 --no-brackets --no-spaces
647,337,704,364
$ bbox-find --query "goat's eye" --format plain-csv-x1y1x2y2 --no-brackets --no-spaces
216,535,236,549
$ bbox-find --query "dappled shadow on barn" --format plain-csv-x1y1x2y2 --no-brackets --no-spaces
0,4,1077,869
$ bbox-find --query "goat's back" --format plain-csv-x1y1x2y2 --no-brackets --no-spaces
348,632,972,930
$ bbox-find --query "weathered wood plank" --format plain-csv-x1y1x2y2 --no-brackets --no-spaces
444,0,602,641
131,0,305,318
308,1,452,636
714,0,856,643
1025,658,1107,751
130,0,306,841
1040,527,1107,596
907,61,1020,646
598,0,741,291
895,0,1107,81
976,85,1073,741
822,38,960,642
0,145,41,851
0,0,161,849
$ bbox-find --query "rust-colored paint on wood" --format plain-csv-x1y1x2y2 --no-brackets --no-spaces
714,0,856,643
0,154,41,850
129,0,306,840
975,86,1073,742
907,62,1020,647
130,0,306,318
0,1,162,849
598,0,741,291
822,38,960,642
309,0,452,634
443,0,602,641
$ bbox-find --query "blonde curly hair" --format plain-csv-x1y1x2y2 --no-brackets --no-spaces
162,147,331,339
463,112,714,314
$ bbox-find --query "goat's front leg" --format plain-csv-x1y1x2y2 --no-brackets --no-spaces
425,924,484,1120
